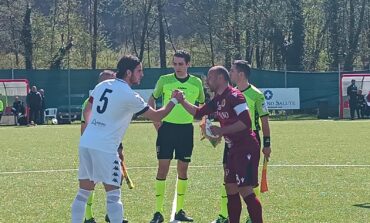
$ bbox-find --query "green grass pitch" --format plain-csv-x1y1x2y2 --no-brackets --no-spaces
0,120,369,222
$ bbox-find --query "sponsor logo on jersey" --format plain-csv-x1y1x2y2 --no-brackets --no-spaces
216,111,229,119
91,119,106,127
217,99,226,110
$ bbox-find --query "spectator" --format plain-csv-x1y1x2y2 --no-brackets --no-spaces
12,96,25,125
26,86,42,125
346,79,358,119
356,89,366,119
39,89,46,124
365,91,370,117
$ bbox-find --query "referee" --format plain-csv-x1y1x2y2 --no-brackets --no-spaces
148,50,205,223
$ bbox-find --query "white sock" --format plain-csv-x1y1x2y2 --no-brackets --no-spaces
71,189,91,223
106,189,123,223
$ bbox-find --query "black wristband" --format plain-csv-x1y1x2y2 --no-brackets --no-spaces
263,136,270,147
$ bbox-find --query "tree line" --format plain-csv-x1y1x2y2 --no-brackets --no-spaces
0,0,369,71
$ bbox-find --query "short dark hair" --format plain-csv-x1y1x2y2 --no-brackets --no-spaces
116,55,141,79
98,70,116,83
174,50,191,64
212,66,230,83
233,60,251,79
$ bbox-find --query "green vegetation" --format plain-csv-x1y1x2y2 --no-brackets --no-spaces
1,0,369,71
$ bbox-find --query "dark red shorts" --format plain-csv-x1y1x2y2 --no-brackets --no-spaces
224,145,260,187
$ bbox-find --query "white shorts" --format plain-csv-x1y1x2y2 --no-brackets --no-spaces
78,147,122,187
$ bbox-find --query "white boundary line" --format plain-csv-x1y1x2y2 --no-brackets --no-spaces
1,164,370,175
169,176,179,223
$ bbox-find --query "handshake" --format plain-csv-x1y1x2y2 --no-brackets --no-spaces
171,89,185,104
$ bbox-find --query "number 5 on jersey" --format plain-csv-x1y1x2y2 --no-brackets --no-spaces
97,88,113,114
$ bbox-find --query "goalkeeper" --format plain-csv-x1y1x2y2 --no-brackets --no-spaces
213,60,271,223
81,70,128,223
177,66,264,223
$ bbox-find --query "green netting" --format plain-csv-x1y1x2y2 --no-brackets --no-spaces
0,68,358,117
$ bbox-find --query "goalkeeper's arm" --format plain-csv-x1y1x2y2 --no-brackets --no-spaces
180,98,213,119
180,99,198,117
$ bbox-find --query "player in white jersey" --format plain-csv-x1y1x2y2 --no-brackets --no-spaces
71,55,180,223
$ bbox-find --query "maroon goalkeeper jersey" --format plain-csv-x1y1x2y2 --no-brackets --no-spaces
195,86,258,151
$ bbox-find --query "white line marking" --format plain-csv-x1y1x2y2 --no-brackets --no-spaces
0,168,78,175
1,164,369,175
269,164,370,167
170,176,179,223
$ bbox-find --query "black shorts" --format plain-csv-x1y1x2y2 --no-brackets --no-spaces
222,130,260,164
156,122,194,162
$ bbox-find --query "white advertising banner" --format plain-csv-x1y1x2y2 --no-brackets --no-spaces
136,88,300,110
260,88,300,110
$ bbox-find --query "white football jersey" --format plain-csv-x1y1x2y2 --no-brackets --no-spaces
79,78,148,153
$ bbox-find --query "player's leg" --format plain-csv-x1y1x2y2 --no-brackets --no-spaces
239,186,262,223
174,124,194,222
213,144,229,223
176,160,189,211
105,144,129,223
244,131,262,223
150,159,170,223
150,122,174,223
224,152,242,223
237,145,263,223
175,160,193,221
225,183,242,223
72,179,95,223
156,160,171,209
103,183,123,223
94,150,124,223
72,147,95,223
218,182,229,221
85,146,101,222
84,190,96,223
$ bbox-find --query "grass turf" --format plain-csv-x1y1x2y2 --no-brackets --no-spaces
0,120,369,222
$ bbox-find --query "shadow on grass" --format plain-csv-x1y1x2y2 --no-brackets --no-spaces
353,203,370,209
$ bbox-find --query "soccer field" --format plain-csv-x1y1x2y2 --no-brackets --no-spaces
0,120,369,223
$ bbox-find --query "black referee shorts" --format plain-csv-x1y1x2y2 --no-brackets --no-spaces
222,130,261,164
156,121,194,162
